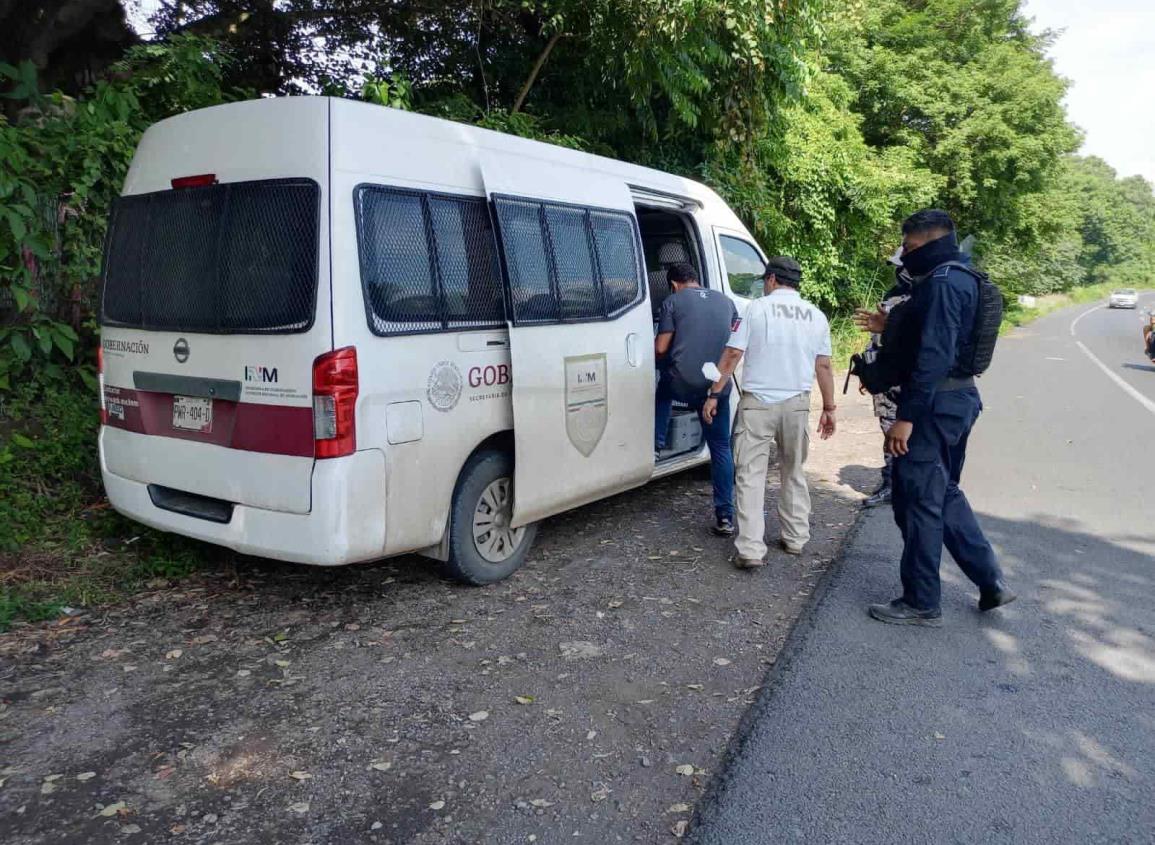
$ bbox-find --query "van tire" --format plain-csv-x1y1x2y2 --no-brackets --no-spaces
444,450,538,585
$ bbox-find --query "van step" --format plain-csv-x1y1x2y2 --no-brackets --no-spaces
147,484,235,524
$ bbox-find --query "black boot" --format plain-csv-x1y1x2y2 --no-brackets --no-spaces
868,598,943,627
979,584,1017,612
863,484,892,508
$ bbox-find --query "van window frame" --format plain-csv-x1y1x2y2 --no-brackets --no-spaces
99,177,322,335
353,183,508,338
490,193,647,328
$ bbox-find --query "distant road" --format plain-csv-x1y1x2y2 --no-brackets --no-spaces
692,293,1155,844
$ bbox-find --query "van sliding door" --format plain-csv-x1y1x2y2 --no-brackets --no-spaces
481,156,655,527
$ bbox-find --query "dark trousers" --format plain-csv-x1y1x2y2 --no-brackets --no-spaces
655,370,734,521
891,388,1002,611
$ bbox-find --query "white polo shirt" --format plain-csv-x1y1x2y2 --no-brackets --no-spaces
727,288,832,404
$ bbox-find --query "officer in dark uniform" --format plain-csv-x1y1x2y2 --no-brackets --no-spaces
868,209,1015,626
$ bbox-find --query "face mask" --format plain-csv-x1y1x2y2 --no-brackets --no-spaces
900,233,959,277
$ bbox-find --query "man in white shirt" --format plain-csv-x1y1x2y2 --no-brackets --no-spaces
702,256,837,568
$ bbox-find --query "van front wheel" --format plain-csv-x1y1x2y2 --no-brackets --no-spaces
444,450,538,585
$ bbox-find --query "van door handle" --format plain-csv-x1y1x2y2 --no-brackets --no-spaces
626,333,640,367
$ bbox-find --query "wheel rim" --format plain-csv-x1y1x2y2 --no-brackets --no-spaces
472,477,526,564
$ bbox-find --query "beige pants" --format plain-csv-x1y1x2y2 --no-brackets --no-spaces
732,392,812,560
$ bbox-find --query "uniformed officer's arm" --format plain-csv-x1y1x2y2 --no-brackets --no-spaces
896,276,965,422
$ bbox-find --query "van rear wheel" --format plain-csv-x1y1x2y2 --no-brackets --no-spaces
444,450,538,585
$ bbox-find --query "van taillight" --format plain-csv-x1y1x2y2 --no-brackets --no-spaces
171,174,217,189
97,346,107,425
312,347,358,459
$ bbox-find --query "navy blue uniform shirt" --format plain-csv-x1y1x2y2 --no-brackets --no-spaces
896,257,979,423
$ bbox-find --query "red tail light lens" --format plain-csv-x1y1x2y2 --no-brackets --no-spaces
312,347,358,459
171,174,218,189
97,345,107,425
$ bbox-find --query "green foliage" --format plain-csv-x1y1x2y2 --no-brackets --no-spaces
0,369,209,629
0,36,235,388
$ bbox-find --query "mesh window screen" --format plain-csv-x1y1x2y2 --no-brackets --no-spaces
494,197,642,326
428,197,505,328
494,198,556,323
356,187,505,335
101,179,319,333
543,206,603,321
590,211,643,315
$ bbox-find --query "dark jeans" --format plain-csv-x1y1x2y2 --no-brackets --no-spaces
891,388,1002,611
655,370,734,521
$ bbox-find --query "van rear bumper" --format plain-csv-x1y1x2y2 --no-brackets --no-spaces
100,445,388,566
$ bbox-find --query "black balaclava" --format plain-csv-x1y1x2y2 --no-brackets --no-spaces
900,232,960,278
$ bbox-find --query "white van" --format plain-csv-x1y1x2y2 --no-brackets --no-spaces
98,97,769,584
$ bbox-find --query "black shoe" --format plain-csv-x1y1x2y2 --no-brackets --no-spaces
712,517,735,537
979,585,1017,612
863,485,892,508
868,599,943,627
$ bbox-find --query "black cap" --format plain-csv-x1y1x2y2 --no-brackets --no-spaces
764,256,802,286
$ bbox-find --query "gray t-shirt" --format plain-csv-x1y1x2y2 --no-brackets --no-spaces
658,286,740,399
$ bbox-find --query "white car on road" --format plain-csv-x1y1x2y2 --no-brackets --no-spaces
1109,288,1138,308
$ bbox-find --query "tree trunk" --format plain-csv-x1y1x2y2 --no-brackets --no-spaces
511,31,562,114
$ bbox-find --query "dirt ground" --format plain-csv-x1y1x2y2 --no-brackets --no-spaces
0,389,884,845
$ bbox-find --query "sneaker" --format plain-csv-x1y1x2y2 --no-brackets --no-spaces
779,538,804,555
978,585,1017,612
712,517,735,537
868,598,943,627
863,485,892,508
734,556,765,570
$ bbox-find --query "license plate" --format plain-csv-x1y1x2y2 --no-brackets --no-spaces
172,396,213,433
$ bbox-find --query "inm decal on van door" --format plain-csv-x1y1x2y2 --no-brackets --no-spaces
564,353,607,457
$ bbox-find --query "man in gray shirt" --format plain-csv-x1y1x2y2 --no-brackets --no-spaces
655,262,740,536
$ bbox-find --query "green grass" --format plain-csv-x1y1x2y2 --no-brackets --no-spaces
0,371,211,631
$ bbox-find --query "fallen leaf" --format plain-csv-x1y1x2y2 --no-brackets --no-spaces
274,659,291,669
192,634,218,645
586,730,597,741
672,819,689,838
40,782,56,795
468,710,489,722
369,762,392,772
44,774,64,783
608,600,623,609
933,732,946,740
686,684,704,691
165,649,183,660
674,765,695,776
98,801,127,817
529,799,554,808
121,824,142,835
636,699,655,705
288,802,310,815
76,772,97,782
429,800,446,811
713,657,732,667
289,771,311,781
559,641,603,660
668,803,691,813
236,669,252,678
514,696,534,705
591,785,611,802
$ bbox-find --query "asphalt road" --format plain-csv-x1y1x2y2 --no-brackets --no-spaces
692,295,1155,844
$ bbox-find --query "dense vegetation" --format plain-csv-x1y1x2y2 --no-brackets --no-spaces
1,1,1153,624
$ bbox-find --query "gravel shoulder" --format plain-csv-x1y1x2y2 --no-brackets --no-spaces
0,389,881,845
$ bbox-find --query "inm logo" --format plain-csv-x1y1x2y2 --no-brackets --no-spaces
244,365,279,383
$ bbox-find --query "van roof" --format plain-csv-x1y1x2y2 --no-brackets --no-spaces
139,97,740,224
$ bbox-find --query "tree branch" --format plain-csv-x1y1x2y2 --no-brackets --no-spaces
511,30,561,114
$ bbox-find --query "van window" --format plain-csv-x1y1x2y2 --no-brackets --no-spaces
718,235,765,300
355,187,505,335
101,179,320,334
493,197,643,325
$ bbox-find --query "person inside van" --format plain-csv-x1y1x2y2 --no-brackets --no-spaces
654,262,740,536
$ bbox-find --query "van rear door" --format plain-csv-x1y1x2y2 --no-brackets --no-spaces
482,154,655,526
99,99,330,515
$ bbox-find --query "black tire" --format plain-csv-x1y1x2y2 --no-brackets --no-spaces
443,449,539,585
